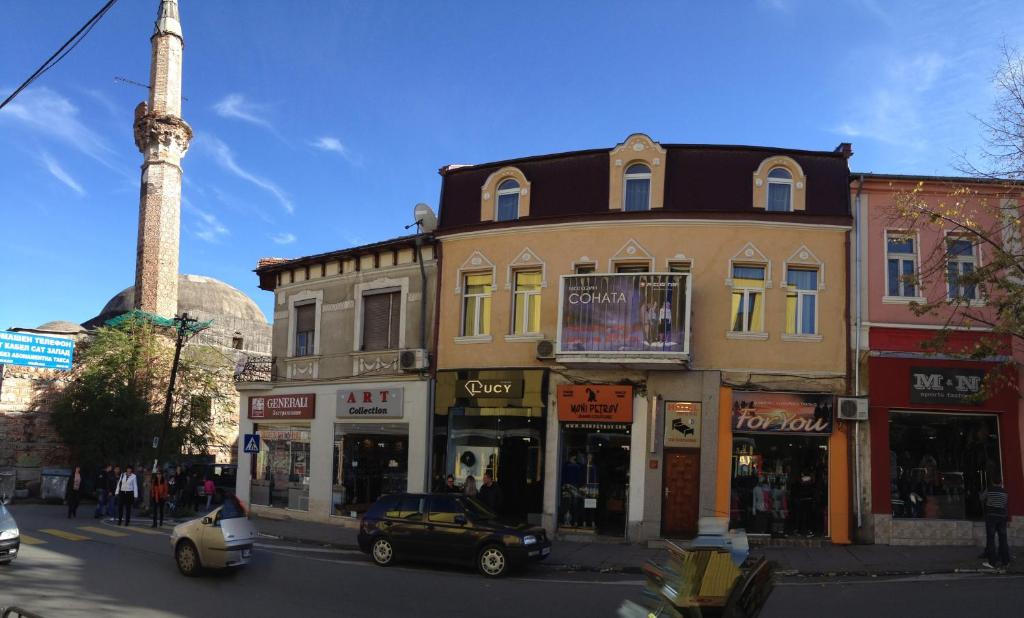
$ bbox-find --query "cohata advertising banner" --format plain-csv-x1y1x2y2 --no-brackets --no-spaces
559,274,689,354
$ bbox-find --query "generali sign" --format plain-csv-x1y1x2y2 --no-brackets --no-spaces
248,394,316,420
557,384,633,423
337,388,404,418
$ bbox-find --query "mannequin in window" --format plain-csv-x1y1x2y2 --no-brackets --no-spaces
752,476,772,533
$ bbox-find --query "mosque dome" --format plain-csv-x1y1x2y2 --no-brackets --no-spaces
34,320,86,334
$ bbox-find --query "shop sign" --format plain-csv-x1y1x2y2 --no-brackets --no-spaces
0,330,74,370
732,392,834,434
559,274,689,355
562,422,631,432
909,366,986,405
248,393,316,420
457,378,523,399
664,402,701,448
557,384,634,423
337,388,404,418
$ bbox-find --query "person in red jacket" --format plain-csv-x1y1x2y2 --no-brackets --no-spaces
150,471,169,528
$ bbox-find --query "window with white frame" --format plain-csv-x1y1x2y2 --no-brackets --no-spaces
361,290,401,351
294,303,316,356
785,267,818,335
730,265,765,332
461,272,493,336
511,271,542,335
766,168,793,212
946,237,978,300
574,263,596,274
668,261,691,274
623,164,652,212
496,179,520,222
886,233,918,298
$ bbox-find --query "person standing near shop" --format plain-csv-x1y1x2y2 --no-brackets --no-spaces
150,471,169,528
65,466,82,518
464,475,478,498
115,465,139,526
478,472,503,516
444,475,460,493
982,478,1011,569
107,465,121,517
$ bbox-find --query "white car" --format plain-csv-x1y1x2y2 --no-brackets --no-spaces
0,498,18,565
169,495,256,576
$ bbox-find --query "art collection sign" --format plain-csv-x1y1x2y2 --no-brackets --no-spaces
559,274,689,354
337,388,404,418
731,391,834,435
557,384,634,423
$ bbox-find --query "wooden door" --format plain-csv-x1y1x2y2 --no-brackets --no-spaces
661,450,700,538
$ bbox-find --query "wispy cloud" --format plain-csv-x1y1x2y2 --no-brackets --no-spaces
199,134,295,214
213,93,275,131
39,151,85,195
310,136,361,165
0,86,119,170
834,52,948,149
183,198,230,243
82,88,121,118
271,232,296,245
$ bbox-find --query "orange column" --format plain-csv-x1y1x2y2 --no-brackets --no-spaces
828,422,851,544
715,386,733,519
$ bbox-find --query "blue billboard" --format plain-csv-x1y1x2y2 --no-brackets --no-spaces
0,330,74,370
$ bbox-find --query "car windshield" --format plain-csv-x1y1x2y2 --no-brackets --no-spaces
219,495,246,520
462,496,497,521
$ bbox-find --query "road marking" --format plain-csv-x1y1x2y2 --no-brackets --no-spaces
17,534,45,545
39,528,91,541
78,526,129,538
119,525,167,536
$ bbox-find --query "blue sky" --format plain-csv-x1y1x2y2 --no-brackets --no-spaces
2,0,1023,329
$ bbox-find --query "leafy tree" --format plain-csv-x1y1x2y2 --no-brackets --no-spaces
890,45,1024,392
51,315,235,468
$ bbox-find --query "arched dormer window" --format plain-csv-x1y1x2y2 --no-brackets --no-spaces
623,164,652,211
496,179,521,221
766,167,793,212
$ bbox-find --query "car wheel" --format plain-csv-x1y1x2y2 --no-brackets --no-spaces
175,540,202,577
370,537,395,567
478,545,508,578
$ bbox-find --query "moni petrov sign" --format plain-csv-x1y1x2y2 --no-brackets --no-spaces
557,273,691,356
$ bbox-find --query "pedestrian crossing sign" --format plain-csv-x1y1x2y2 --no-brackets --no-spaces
243,433,261,453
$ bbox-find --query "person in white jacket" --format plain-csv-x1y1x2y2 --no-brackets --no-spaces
115,465,139,526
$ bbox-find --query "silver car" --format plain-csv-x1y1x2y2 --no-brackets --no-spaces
0,497,18,565
169,495,255,576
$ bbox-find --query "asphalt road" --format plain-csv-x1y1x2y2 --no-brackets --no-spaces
4,504,1023,618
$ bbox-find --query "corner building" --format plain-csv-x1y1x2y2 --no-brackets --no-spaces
434,134,853,543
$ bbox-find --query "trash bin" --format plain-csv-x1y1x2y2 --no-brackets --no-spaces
0,470,14,503
40,467,72,503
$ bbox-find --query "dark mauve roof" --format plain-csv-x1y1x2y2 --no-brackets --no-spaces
438,143,851,231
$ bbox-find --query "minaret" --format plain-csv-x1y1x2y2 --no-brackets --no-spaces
133,0,192,317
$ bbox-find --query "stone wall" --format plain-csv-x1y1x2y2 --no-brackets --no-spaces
0,365,70,483
873,513,1024,546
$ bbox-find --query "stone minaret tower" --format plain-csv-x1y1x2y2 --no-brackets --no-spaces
133,0,192,317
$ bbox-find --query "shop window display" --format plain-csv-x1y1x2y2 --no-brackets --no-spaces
559,424,631,536
730,435,828,537
251,425,311,510
332,424,408,517
889,411,1001,520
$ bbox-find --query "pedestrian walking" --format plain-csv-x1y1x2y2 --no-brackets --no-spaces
477,471,503,515
203,477,216,511
107,466,121,517
94,464,112,519
115,465,139,526
464,475,478,498
982,477,1011,569
65,466,82,518
150,471,169,528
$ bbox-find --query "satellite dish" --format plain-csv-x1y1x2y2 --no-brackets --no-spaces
413,203,438,233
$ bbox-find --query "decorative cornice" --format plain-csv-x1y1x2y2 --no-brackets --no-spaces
134,103,192,161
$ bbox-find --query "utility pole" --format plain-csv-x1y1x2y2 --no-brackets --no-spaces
153,312,198,472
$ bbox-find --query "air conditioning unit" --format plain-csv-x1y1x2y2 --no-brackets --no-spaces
837,397,868,421
536,339,556,360
399,349,429,371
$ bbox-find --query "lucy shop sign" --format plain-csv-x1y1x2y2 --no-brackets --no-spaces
337,388,404,418
248,394,316,420
732,392,834,435
457,378,524,399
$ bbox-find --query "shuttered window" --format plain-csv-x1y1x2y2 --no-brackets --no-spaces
295,303,316,356
362,291,401,351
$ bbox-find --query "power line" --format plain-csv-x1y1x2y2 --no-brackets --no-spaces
0,0,120,111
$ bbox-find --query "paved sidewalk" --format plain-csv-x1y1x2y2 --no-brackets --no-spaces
251,514,1023,576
